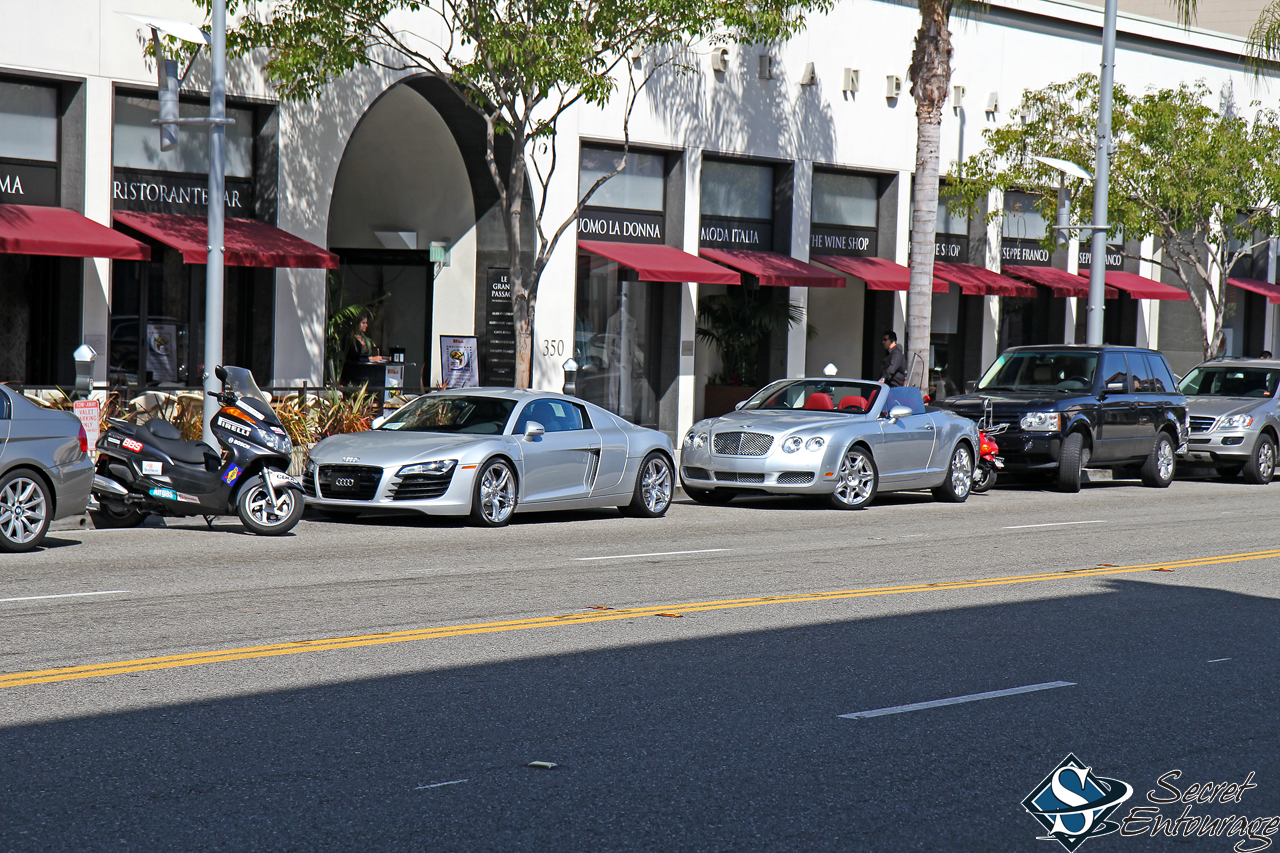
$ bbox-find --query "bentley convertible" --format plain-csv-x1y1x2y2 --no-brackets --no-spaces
679,378,979,509
304,389,675,527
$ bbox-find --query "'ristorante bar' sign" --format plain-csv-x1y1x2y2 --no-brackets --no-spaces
112,168,253,216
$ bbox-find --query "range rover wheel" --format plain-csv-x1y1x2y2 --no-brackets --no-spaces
932,443,973,503
828,446,878,510
1057,432,1086,493
684,485,735,505
1243,434,1276,485
1140,432,1176,488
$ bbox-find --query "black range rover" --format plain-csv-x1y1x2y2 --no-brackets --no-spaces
939,345,1189,492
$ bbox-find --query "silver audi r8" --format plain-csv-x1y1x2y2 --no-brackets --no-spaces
303,389,675,526
679,378,979,509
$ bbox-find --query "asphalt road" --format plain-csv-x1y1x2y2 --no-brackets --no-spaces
3,476,1280,851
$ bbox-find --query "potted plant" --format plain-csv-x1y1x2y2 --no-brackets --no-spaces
696,287,813,417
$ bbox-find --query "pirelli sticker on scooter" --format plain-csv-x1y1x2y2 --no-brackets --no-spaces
222,465,243,485
216,417,252,436
122,438,143,452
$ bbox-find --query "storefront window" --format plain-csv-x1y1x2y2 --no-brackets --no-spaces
113,96,254,178
574,256,660,426
578,147,664,211
701,160,773,219
0,80,57,162
812,172,877,227
0,255,81,385
1003,191,1047,241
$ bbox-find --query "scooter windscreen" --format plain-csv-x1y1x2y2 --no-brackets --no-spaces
222,366,283,427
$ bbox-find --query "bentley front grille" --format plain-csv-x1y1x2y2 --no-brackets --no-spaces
712,431,774,456
681,466,711,481
317,464,382,500
714,471,765,483
1189,416,1216,433
776,471,815,485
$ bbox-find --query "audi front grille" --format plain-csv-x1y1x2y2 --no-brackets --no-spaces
317,464,382,500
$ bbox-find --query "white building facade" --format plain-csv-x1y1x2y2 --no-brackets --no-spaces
0,0,1275,447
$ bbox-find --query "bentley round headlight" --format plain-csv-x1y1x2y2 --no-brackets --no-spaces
694,432,708,448
1220,414,1254,429
806,437,826,451
683,431,695,447
782,436,803,453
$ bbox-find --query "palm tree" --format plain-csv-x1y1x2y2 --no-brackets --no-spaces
905,0,969,394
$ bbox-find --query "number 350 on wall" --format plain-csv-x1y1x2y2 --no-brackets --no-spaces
541,339,565,356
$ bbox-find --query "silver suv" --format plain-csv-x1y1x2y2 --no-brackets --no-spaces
1178,358,1280,484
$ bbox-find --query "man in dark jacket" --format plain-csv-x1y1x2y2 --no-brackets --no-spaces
879,330,906,387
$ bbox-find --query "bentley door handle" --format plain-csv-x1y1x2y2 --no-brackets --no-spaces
923,425,934,431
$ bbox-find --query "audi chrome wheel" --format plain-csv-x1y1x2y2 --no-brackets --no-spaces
623,452,673,518
237,480,304,536
0,473,50,552
472,459,517,527
828,447,877,509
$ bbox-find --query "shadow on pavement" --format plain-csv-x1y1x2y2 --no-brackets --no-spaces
2,578,1279,851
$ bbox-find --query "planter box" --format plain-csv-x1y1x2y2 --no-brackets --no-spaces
703,385,758,419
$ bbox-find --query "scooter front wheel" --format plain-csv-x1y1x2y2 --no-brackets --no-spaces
237,481,304,535
971,461,997,494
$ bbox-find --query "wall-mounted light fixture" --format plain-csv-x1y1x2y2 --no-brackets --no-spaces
710,47,729,73
886,75,902,99
952,85,965,112
758,55,774,79
843,68,860,94
799,62,817,86
985,91,999,115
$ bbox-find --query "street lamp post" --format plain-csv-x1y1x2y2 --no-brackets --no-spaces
1086,0,1120,346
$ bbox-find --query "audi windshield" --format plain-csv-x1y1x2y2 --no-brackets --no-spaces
378,395,517,434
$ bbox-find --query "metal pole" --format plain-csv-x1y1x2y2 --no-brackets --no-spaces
1085,0,1119,346
202,0,227,445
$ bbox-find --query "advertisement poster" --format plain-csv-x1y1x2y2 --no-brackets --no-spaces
146,323,178,382
440,336,479,389
73,400,100,454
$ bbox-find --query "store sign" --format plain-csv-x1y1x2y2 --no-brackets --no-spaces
700,216,773,250
935,233,969,262
1077,245,1125,271
577,207,664,244
0,160,57,206
1001,237,1052,267
810,224,877,257
112,168,253,216
482,268,517,387
441,335,479,388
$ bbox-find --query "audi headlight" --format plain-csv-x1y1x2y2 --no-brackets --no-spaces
1220,415,1254,429
304,456,316,476
1020,412,1061,431
782,436,803,453
398,459,457,476
806,437,826,452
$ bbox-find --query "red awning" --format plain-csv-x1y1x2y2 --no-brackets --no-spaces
700,248,845,288
114,211,339,269
934,262,1038,297
811,255,951,292
1228,276,1280,304
1005,264,1118,299
0,203,150,260
578,239,740,285
1086,270,1189,301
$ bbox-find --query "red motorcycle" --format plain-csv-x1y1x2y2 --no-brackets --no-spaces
973,423,1006,493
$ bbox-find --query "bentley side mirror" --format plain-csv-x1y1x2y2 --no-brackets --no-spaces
887,405,913,421
523,421,546,440
734,400,747,410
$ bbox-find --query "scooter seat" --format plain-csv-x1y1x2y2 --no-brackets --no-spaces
138,420,218,466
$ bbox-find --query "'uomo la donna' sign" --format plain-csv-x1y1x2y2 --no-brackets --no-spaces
577,207,664,244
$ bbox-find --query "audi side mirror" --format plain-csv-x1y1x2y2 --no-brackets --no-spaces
371,413,389,429
523,421,546,440
887,405,913,421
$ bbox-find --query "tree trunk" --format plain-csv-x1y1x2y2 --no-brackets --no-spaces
907,10,952,395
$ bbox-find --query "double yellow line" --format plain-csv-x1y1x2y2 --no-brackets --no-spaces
4,547,1278,690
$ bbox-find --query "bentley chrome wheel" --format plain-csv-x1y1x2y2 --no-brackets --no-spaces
950,445,973,498
830,448,877,509
0,476,47,547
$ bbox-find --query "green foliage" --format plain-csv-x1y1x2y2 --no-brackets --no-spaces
951,74,1280,357
696,288,812,387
